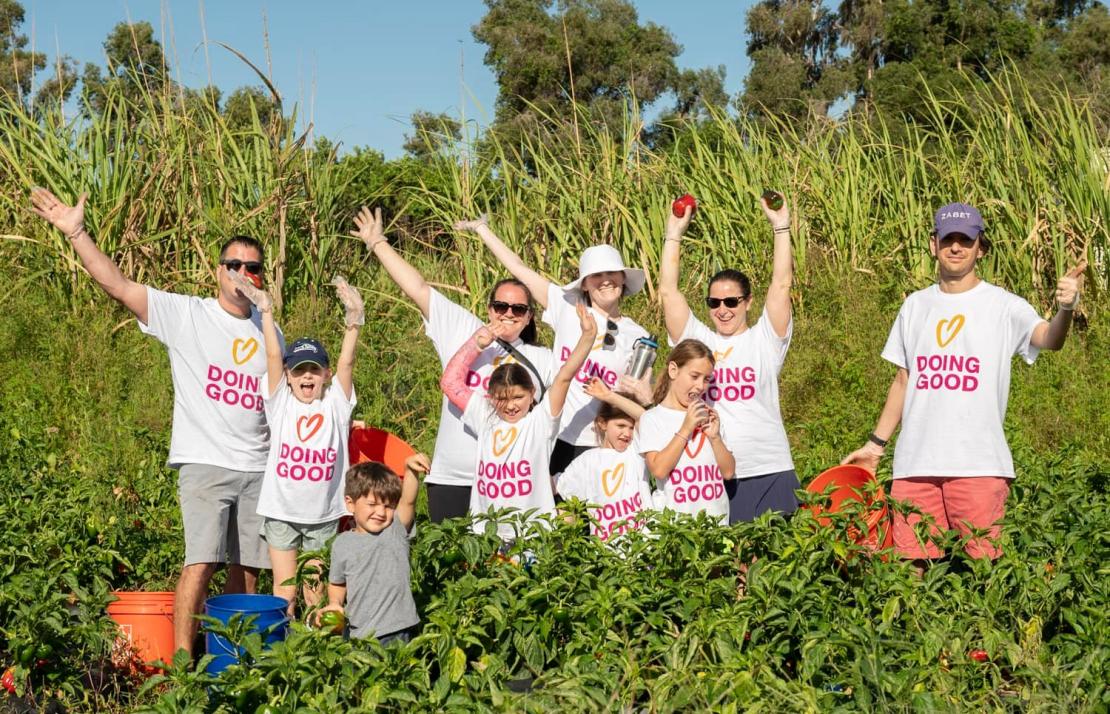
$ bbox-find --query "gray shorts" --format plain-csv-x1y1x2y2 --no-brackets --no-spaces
261,517,339,552
177,464,269,568
725,469,801,524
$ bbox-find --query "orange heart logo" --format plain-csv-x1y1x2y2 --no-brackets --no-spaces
684,430,707,459
591,336,606,352
232,338,259,365
713,347,733,361
601,463,626,497
296,413,324,442
935,314,965,348
492,427,518,457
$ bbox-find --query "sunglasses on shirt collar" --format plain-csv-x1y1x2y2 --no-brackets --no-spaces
602,319,618,347
220,259,264,275
489,300,531,317
704,295,750,309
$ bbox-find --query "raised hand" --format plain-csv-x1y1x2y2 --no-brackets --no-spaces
453,215,489,233
350,206,386,250
30,187,87,238
575,301,598,337
403,453,431,480
227,269,273,312
760,190,790,231
665,200,694,242
840,441,884,475
584,376,612,401
332,275,365,327
1056,260,1087,310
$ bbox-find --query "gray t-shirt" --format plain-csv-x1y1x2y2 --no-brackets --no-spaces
329,519,418,638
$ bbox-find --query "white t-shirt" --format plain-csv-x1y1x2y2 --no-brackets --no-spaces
675,310,794,478
257,375,356,524
881,281,1043,479
424,289,554,487
634,405,730,522
138,287,283,471
556,447,653,541
542,283,649,446
462,395,560,538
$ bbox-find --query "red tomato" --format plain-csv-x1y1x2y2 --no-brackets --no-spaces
1,667,16,695
672,193,697,218
968,649,989,662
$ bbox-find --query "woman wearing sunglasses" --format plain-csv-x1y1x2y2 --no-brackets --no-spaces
659,193,799,523
352,207,554,523
455,216,652,477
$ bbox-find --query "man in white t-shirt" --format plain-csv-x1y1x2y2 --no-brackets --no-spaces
843,202,1086,567
31,188,282,657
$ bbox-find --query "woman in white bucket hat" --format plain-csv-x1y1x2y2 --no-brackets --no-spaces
455,217,651,476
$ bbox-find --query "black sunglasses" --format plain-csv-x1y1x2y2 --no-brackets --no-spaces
221,259,263,275
705,295,750,309
602,319,618,347
489,300,531,318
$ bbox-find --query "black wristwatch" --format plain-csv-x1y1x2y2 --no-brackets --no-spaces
868,433,888,448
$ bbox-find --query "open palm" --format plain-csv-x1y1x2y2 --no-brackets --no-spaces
30,188,87,236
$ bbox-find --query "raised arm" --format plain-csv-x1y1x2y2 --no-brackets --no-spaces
761,192,793,338
228,271,281,394
841,367,908,473
440,322,509,411
455,216,552,308
397,453,429,532
30,188,149,323
584,377,646,420
547,303,598,416
659,205,695,342
332,276,364,400
1030,261,1085,351
352,206,432,319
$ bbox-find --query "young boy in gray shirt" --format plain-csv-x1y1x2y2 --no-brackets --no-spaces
318,454,427,642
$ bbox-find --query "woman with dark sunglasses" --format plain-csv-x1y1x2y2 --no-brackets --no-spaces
659,193,799,523
455,215,652,477
352,207,554,523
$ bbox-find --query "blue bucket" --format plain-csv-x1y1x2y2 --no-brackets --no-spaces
204,594,288,674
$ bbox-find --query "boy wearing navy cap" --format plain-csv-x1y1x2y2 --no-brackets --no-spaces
228,271,366,615
843,202,1085,569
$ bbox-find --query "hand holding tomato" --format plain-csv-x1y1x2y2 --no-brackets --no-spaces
666,194,696,243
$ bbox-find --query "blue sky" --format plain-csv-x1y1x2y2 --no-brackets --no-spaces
24,1,754,158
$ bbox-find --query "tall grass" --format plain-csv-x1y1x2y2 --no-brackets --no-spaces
0,68,1105,315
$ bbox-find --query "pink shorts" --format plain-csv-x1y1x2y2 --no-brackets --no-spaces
890,477,1011,560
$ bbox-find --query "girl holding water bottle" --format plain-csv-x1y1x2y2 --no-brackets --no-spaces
454,216,653,475
659,192,799,522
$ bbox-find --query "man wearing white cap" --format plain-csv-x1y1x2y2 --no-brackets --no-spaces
455,218,650,475
843,202,1086,568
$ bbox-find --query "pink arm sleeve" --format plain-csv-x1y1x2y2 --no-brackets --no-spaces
440,337,483,411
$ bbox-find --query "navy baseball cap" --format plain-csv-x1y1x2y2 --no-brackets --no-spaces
284,338,330,370
934,203,984,239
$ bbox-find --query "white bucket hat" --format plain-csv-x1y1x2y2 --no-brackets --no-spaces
562,244,646,296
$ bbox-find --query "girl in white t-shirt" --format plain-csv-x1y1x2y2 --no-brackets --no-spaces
454,216,652,477
229,272,362,616
635,339,736,523
352,207,554,523
659,192,798,523
557,379,653,541
440,301,598,539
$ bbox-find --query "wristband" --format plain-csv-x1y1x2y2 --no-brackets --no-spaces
773,226,790,234
67,226,86,240
868,433,888,448
675,431,690,441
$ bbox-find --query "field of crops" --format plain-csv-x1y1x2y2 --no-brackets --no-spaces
0,70,1107,711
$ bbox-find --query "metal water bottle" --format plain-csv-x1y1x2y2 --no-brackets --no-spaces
625,336,658,380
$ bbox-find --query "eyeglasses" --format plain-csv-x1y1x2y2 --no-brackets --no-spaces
705,296,749,309
602,319,617,347
489,301,531,317
220,259,263,275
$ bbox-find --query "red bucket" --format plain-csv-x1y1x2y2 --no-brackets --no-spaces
106,591,175,673
805,466,893,551
341,426,418,532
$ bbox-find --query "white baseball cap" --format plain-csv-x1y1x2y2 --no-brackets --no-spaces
562,245,646,296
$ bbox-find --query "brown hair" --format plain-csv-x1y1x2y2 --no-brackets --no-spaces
652,339,715,404
487,363,535,403
593,396,637,445
219,235,265,263
344,461,402,507
489,278,539,345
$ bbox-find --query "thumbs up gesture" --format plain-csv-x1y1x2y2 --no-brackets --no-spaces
1056,260,1087,311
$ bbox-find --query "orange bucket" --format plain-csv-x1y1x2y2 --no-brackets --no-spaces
106,591,175,672
805,465,893,551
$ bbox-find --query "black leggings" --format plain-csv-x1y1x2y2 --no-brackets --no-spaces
426,484,471,523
